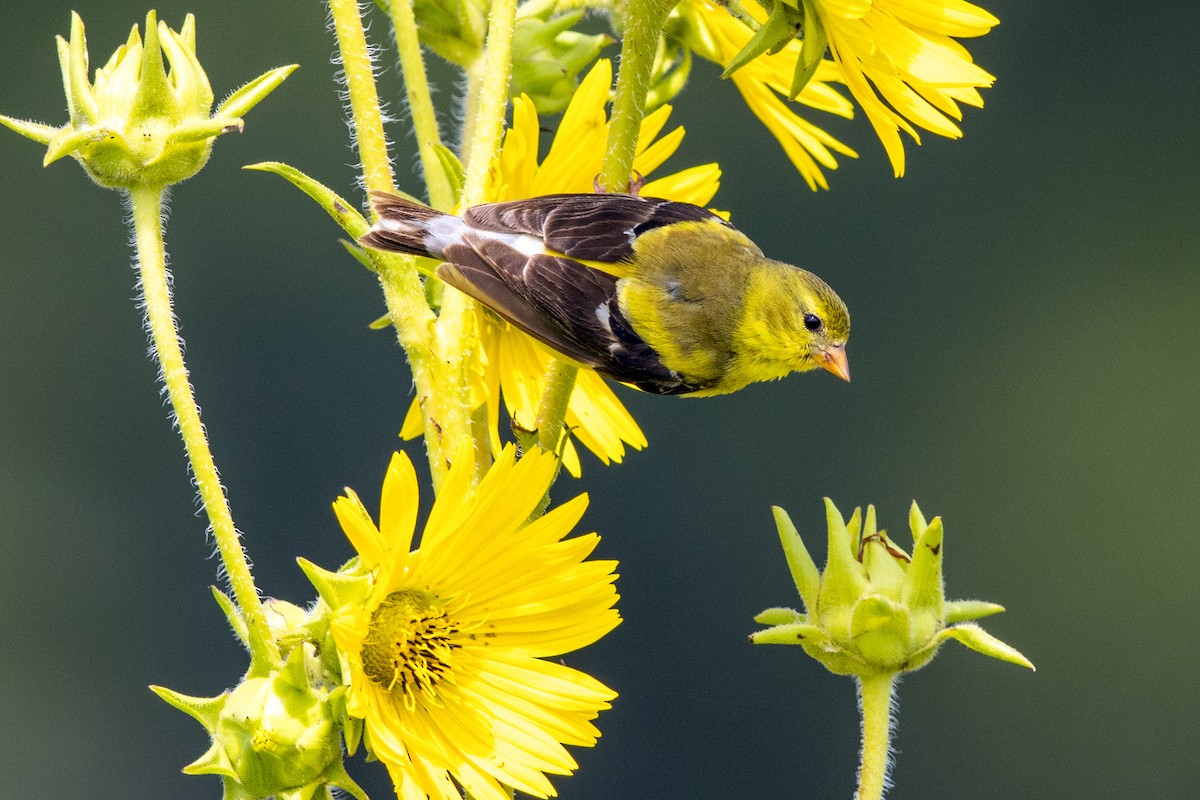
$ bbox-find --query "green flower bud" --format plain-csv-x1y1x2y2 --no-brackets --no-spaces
752,499,1033,676
152,647,367,800
511,9,614,115
0,12,296,190
377,0,489,67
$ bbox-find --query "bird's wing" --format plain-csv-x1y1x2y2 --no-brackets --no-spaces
463,193,730,263
437,233,699,395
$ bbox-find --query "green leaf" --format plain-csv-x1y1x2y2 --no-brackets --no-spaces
244,161,371,239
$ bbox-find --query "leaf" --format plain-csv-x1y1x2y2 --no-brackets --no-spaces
244,160,370,239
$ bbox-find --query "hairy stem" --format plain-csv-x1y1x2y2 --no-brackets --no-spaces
387,0,456,210
460,0,518,205
536,360,579,455
328,0,394,193
855,673,897,800
129,185,280,673
600,0,679,191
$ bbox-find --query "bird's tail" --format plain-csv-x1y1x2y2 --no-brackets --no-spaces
360,190,454,257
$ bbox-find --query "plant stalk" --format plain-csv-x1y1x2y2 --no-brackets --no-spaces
128,185,280,673
855,673,897,800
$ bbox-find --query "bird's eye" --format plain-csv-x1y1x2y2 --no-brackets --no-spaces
803,313,823,332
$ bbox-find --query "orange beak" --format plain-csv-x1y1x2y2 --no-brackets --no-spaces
818,345,851,382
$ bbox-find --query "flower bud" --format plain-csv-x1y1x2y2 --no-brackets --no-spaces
152,646,366,800
752,499,1033,676
511,10,613,114
0,12,295,190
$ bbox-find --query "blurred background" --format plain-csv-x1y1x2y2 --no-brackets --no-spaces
2,1,1197,798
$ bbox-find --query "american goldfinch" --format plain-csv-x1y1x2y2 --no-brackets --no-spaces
361,192,850,396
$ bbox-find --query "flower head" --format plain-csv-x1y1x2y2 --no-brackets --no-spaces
303,445,620,800
0,11,295,189
753,499,1032,675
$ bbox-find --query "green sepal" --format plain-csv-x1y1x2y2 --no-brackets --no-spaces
945,599,1006,623
244,161,371,239
750,620,827,646
42,125,111,166
216,65,300,120
818,500,869,638
936,623,1036,670
772,506,820,614
851,595,911,669
297,556,372,611
789,0,827,99
903,508,945,616
431,143,465,210
0,115,58,145
720,2,804,79
211,586,250,647
164,118,243,147
647,46,692,113
753,606,804,626
150,684,226,733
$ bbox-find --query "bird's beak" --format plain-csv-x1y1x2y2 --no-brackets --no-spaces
817,344,851,382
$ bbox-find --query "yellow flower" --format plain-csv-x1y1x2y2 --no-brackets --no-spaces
400,58,721,476
323,445,620,800
676,0,858,190
805,0,998,176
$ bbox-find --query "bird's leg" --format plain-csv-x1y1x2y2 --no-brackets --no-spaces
592,170,646,195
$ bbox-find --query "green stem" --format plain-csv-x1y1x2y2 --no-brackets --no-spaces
460,0,518,205
855,673,896,800
424,0,519,487
328,0,394,193
600,0,679,191
329,0,468,488
387,0,456,210
128,185,280,673
536,360,579,455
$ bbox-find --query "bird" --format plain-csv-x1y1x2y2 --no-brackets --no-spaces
360,191,850,396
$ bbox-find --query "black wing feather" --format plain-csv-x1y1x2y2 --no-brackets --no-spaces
437,233,698,394
463,193,730,263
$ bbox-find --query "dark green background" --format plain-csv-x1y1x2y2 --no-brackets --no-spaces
2,2,1197,798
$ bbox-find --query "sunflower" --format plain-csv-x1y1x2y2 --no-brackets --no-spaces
311,444,620,800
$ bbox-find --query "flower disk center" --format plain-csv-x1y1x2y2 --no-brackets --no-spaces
361,589,458,707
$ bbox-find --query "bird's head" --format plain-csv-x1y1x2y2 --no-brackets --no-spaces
797,272,851,382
